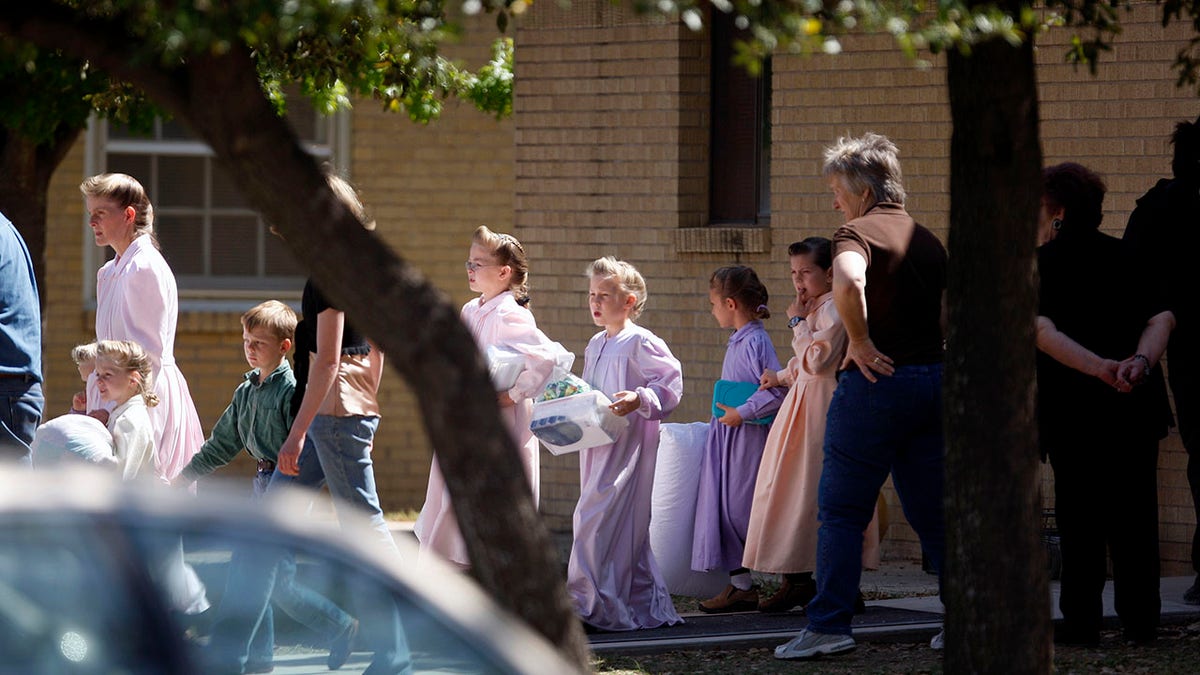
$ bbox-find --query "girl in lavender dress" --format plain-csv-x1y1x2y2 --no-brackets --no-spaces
693,266,785,613
568,257,684,632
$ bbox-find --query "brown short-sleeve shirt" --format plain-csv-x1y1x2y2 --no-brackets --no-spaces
833,203,947,366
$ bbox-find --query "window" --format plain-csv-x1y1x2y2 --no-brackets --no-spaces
709,12,771,226
86,96,347,300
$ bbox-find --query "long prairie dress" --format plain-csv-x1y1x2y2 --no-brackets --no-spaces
742,294,880,574
691,320,785,573
568,324,684,631
90,234,204,483
414,291,563,567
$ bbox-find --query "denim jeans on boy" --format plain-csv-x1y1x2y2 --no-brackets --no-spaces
207,445,352,673
308,414,411,674
805,365,946,636
0,378,42,464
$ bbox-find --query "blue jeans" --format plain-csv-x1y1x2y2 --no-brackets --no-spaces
208,449,352,672
806,365,946,636
309,415,410,673
0,378,42,464
308,415,393,547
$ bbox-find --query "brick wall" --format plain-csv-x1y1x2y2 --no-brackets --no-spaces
37,1,1197,574
517,0,1197,571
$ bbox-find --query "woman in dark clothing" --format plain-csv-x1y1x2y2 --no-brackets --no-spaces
1036,162,1175,645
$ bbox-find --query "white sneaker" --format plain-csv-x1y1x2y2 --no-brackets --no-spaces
930,628,945,651
774,628,856,660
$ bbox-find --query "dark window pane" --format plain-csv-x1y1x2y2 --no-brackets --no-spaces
106,154,152,185
710,14,771,225
210,216,260,277
108,123,152,140
211,165,246,209
160,118,191,140
158,156,205,208
157,214,205,275
265,233,304,277
285,86,324,144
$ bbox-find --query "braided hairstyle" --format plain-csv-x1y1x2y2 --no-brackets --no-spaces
710,265,770,320
95,340,159,407
474,226,530,306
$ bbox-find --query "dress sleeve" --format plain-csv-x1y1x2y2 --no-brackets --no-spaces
799,302,848,378
629,332,683,421
118,257,171,373
494,304,567,402
735,332,786,421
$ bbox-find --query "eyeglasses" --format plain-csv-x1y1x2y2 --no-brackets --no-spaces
464,261,498,272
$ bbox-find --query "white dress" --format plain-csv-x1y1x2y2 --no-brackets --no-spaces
108,398,155,481
414,291,565,566
89,236,209,616
88,235,204,483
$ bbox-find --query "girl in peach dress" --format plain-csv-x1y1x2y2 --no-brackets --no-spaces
743,238,880,613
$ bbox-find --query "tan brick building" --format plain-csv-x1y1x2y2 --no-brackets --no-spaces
37,2,1196,573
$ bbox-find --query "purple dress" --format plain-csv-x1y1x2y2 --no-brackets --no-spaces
691,320,784,572
567,324,684,631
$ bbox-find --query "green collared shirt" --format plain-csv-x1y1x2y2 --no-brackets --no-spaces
181,361,295,482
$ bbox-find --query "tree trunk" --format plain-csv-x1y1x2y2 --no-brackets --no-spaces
943,19,1051,675
0,126,81,310
0,9,591,671
170,49,591,673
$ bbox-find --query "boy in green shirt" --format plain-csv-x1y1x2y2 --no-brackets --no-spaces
184,300,357,674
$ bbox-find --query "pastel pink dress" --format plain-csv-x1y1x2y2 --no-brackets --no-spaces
568,324,684,631
414,291,562,567
89,235,204,483
742,293,881,574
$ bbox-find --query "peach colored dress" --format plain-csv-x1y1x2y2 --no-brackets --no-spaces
742,293,880,574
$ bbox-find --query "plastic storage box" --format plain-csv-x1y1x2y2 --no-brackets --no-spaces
530,391,629,455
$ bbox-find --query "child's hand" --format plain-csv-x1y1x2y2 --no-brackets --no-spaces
759,369,780,390
87,409,110,426
71,391,87,413
802,294,822,317
609,391,639,417
788,290,805,321
715,402,744,427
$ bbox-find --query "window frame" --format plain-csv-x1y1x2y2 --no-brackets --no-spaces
708,13,772,228
83,108,350,309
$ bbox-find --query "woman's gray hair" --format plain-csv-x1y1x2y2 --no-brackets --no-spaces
822,132,906,205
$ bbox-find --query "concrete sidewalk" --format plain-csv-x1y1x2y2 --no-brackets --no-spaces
588,568,1200,654
386,522,1200,654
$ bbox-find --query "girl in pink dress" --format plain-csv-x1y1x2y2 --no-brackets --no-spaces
81,174,209,616
81,174,205,484
743,238,880,613
414,226,565,568
568,257,684,632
